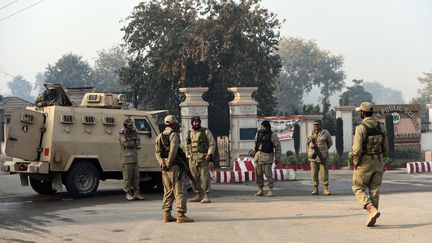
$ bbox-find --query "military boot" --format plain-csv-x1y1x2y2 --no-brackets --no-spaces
365,203,381,227
125,190,134,201
311,186,319,195
188,193,202,202
323,186,332,196
133,190,145,200
255,188,264,196
201,194,211,203
176,212,194,223
266,188,273,197
163,211,176,223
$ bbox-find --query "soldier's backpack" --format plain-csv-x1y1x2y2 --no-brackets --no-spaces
360,121,384,155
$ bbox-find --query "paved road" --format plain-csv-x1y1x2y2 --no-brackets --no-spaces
0,170,431,242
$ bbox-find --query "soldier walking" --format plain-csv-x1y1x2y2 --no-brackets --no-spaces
352,102,388,227
186,116,216,203
307,119,333,196
252,120,281,197
119,118,144,201
155,115,194,223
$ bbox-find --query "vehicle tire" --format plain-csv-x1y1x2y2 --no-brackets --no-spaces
64,162,99,198
29,177,57,195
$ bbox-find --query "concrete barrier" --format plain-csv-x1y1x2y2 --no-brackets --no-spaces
406,161,432,173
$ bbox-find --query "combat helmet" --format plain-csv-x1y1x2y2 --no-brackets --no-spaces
124,118,134,127
164,115,178,126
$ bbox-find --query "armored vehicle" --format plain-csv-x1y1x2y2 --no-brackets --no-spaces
2,84,163,197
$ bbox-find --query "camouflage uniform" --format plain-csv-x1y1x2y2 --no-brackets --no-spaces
352,117,388,209
307,125,333,194
35,88,59,108
352,102,388,227
155,127,187,215
253,127,281,196
186,127,216,202
119,121,141,198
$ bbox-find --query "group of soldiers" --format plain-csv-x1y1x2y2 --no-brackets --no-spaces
118,101,387,227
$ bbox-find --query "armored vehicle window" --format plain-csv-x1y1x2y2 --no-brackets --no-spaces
83,116,96,125
87,94,101,103
21,113,35,124
134,118,151,133
103,117,116,126
61,115,74,124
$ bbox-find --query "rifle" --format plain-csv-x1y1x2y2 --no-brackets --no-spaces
176,148,198,188
310,138,326,163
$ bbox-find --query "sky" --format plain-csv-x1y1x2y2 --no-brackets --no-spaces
0,0,431,103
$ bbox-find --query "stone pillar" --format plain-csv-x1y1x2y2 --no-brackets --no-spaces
179,87,209,143
301,115,323,153
228,87,258,167
427,104,432,132
335,106,355,152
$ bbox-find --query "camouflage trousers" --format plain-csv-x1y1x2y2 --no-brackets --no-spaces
122,162,140,192
310,161,329,187
189,162,211,194
162,165,187,213
255,163,274,189
352,159,384,209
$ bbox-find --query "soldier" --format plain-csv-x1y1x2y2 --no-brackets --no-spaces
252,120,281,197
307,119,333,196
155,115,194,223
352,102,388,227
35,87,59,108
186,116,216,203
119,118,144,201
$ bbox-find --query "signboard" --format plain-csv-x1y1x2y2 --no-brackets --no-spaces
257,116,304,141
373,104,421,143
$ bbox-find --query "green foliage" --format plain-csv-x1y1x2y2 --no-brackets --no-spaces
121,0,282,135
336,117,343,157
44,53,92,88
91,45,129,93
383,156,392,164
275,37,345,115
285,150,294,158
293,123,300,155
302,104,321,115
384,114,395,159
340,79,373,106
346,152,353,165
7,75,33,102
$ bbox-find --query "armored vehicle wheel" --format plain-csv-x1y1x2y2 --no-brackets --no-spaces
29,178,57,194
64,162,99,197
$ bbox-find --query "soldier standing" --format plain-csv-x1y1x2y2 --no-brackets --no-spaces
186,116,216,203
352,102,388,227
307,119,333,196
155,115,193,223
252,120,281,197
119,118,144,201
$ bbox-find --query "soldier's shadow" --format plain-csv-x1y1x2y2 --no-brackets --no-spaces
373,223,432,229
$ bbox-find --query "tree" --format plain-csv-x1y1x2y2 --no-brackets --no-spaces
340,79,373,106
410,70,432,126
275,37,345,115
7,75,33,102
363,81,405,104
45,53,92,88
121,0,282,135
91,45,129,93
340,79,374,126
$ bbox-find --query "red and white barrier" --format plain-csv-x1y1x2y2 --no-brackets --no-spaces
212,169,295,183
233,157,255,172
407,161,432,174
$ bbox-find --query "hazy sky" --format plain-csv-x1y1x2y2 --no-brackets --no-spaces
1,0,431,103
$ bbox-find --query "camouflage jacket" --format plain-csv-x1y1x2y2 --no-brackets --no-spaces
119,127,141,164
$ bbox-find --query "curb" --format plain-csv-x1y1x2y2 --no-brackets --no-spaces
406,161,432,174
